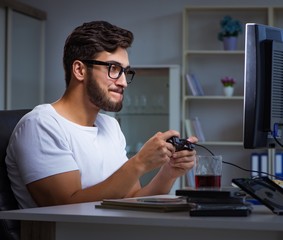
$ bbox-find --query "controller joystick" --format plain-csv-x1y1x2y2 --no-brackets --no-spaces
166,136,195,151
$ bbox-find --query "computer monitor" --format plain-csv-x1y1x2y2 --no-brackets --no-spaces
243,23,283,150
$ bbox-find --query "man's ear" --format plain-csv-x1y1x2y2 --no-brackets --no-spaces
72,60,86,82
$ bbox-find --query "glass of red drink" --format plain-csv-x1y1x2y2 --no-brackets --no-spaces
195,155,222,188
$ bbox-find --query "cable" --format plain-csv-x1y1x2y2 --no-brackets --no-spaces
194,142,283,180
274,136,283,148
194,143,214,155
222,160,282,180
272,123,283,147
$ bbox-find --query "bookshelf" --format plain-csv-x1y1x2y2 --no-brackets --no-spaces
182,6,283,187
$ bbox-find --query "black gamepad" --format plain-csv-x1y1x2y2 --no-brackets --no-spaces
166,136,195,151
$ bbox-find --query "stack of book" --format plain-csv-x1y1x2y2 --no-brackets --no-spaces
185,117,205,142
186,73,204,96
175,188,252,217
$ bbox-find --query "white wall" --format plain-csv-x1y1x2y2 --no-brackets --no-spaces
0,8,5,109
19,0,283,102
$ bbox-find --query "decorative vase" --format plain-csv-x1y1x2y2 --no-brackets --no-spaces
223,36,238,50
223,86,234,97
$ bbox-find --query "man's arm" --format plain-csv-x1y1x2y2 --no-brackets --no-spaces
27,158,142,206
27,130,194,206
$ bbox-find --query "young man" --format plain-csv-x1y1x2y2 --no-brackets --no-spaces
5,21,197,208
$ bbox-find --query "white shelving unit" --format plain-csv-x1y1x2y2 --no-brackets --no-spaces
182,6,283,186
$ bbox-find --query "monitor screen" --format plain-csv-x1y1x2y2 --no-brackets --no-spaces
243,23,283,149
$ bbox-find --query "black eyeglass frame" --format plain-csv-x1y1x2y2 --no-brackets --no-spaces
80,59,135,84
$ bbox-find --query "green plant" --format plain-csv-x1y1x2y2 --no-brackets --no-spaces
221,76,235,87
218,15,243,41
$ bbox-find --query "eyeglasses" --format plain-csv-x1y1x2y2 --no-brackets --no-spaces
80,59,135,84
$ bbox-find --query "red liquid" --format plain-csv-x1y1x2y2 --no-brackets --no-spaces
195,175,221,188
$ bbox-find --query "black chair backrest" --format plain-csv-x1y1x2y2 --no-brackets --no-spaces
0,109,30,240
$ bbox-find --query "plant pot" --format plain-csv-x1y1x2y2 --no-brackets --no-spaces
223,86,234,97
223,36,238,51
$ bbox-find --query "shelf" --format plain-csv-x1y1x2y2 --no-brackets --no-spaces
184,6,271,10
184,96,244,101
116,113,169,116
181,5,276,187
198,141,244,146
185,50,245,55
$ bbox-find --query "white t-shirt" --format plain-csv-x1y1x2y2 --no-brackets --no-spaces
5,104,128,208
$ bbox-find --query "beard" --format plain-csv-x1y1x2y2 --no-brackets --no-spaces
86,73,123,112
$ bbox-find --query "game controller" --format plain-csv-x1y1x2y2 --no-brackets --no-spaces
166,136,195,151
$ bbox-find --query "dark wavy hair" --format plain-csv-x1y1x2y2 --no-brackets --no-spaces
63,21,134,86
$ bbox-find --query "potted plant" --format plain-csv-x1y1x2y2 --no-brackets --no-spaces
218,15,243,50
221,76,235,87
221,76,235,97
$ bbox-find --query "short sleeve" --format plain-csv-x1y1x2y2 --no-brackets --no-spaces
7,112,79,184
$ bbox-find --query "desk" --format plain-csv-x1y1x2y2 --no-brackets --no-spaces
0,197,282,240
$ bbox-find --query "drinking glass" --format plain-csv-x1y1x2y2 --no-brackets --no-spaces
194,155,222,188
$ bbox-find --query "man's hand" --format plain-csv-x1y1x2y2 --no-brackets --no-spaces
133,130,180,174
161,135,198,179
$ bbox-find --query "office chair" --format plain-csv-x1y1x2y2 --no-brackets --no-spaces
0,109,30,240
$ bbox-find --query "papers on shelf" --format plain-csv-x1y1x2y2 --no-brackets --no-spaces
185,117,205,142
186,73,204,96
